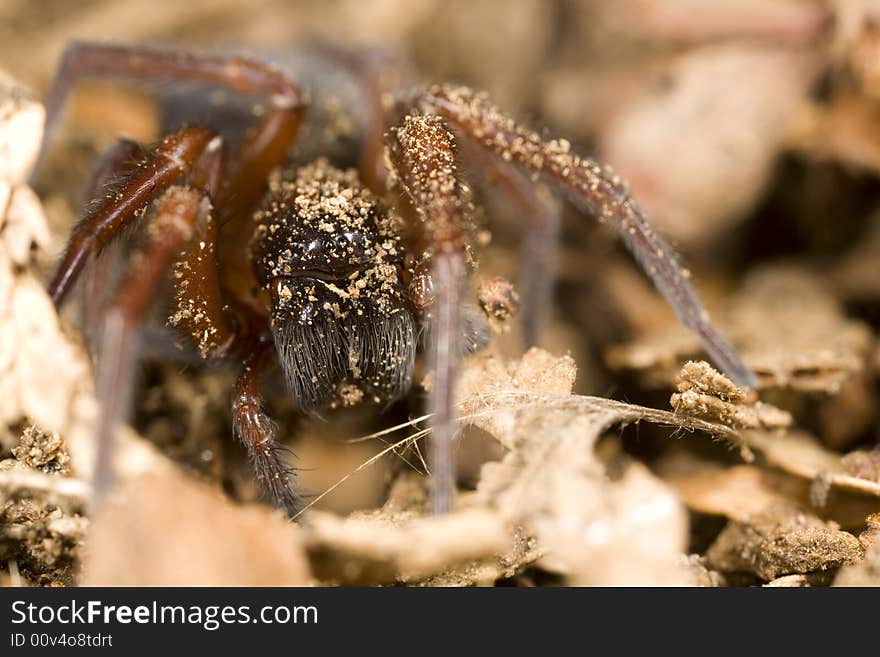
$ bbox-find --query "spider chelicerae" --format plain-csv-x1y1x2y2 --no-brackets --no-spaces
38,42,755,518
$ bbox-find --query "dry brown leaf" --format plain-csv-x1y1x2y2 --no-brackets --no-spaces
0,72,43,185
295,348,745,586
663,461,801,523
610,266,873,394
304,507,510,585
82,469,311,586
740,429,880,504
458,350,742,585
300,471,538,586
608,265,875,448
659,454,880,530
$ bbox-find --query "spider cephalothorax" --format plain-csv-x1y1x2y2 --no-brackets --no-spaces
39,43,755,518
249,159,415,412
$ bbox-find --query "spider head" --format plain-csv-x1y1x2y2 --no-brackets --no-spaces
250,159,416,412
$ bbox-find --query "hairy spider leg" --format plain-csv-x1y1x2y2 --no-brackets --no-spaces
81,138,145,205
38,41,306,315
36,42,303,178
48,126,218,306
232,339,302,516
79,138,145,341
387,115,471,514
40,43,309,515
94,186,213,502
419,85,757,388
80,135,236,360
169,134,238,357
90,130,227,502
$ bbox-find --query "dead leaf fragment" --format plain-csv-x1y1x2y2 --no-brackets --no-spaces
304,506,510,585
0,73,44,185
613,267,873,390
82,469,311,586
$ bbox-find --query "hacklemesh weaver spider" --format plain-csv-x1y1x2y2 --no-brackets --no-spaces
38,42,755,518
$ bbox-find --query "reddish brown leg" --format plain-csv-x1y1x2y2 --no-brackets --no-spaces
232,338,301,517
352,50,410,195
169,135,238,357
36,42,306,313
79,138,145,340
42,43,309,514
93,187,212,501
81,138,145,208
49,125,217,307
419,85,756,388
213,98,305,316
388,115,471,513
37,42,304,175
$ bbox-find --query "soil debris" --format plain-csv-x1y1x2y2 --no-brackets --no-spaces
858,514,880,552
706,504,863,581
670,360,791,430
0,463,87,586
13,425,70,474
477,275,521,332
5,1,880,588
841,446,880,482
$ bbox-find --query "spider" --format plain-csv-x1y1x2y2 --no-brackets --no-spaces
37,42,755,518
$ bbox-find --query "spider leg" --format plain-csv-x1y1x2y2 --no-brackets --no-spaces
79,138,145,341
42,43,311,515
352,50,410,195
81,138,145,206
36,42,304,178
387,115,471,514
93,186,214,501
36,41,305,299
419,85,757,388
459,141,562,346
48,125,218,307
425,252,466,514
232,338,301,518
169,135,239,358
